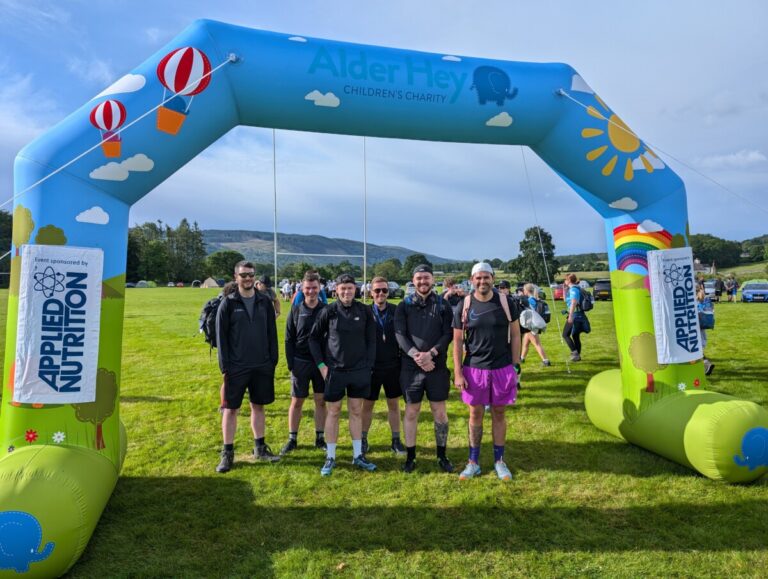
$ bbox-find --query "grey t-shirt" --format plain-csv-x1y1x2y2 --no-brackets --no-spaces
242,293,256,319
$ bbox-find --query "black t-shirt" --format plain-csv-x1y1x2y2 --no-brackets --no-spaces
452,292,520,370
372,303,399,369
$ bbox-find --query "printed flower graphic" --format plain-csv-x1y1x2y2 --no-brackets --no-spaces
52,431,66,444
693,378,701,388
25,429,38,443
677,382,686,391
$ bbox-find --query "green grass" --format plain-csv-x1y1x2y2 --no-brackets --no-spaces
720,261,768,280
1,288,768,577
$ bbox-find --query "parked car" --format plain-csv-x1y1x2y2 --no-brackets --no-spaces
167,282,175,287
125,282,136,288
405,282,416,297
703,280,718,301
388,281,404,299
551,283,565,300
176,282,184,287
740,280,768,303
593,278,612,301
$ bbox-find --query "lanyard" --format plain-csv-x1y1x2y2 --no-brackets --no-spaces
372,303,389,341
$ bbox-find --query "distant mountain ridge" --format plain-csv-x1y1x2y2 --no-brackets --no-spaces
202,230,452,265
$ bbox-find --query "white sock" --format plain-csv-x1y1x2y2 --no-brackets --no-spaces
352,439,362,458
326,443,337,460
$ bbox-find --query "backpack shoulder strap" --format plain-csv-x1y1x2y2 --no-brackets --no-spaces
497,293,513,343
460,293,473,327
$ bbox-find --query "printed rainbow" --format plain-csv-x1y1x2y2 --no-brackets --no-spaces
613,223,672,275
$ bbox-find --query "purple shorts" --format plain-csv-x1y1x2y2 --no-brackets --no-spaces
461,365,518,406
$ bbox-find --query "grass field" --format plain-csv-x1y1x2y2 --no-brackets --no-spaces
1,288,768,577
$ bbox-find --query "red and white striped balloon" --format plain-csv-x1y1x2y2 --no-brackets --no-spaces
89,99,126,131
156,47,212,96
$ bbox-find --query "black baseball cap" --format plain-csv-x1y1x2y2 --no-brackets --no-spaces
258,275,271,286
336,273,356,285
412,264,433,275
498,280,511,289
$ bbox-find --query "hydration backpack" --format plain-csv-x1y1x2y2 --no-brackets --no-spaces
199,295,224,348
531,297,551,324
578,288,595,312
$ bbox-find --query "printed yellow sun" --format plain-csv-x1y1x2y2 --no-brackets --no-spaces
580,96,660,181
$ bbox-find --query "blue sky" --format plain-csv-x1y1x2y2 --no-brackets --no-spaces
1,0,767,260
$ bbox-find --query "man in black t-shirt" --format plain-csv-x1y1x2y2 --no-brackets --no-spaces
280,271,327,456
452,262,521,482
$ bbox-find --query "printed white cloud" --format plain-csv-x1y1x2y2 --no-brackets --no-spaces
638,219,663,233
442,55,461,62
570,74,594,94
76,206,110,225
288,36,307,43
697,149,767,170
632,153,665,170
305,90,340,108
93,74,146,99
89,154,154,181
486,112,513,127
609,197,638,211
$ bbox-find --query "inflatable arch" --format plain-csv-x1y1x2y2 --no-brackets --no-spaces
2,19,767,576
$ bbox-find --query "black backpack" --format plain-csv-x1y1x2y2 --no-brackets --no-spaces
578,288,595,312
534,298,551,323
199,294,224,348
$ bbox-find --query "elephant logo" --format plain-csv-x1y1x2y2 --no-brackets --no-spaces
0,511,54,573
470,66,518,106
733,427,768,471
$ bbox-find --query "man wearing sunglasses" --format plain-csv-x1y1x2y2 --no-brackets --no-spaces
215,261,280,473
360,277,406,457
310,273,377,476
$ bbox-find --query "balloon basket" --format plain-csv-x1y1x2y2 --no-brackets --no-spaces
100,141,121,158
156,106,186,135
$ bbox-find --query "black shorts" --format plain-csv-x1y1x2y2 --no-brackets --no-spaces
223,365,275,409
290,358,325,398
325,368,371,402
400,365,450,404
367,365,402,401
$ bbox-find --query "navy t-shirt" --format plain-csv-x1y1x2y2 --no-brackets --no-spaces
452,292,520,369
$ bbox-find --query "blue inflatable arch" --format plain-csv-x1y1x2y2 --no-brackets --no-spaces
2,19,767,576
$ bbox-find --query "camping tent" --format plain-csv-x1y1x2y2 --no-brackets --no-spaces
201,277,219,288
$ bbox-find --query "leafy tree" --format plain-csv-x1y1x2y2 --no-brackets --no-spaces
374,258,402,281
690,234,741,268
489,258,504,269
35,225,67,245
206,250,246,279
73,368,118,450
402,253,432,279
507,227,560,285
628,333,666,393
139,240,169,283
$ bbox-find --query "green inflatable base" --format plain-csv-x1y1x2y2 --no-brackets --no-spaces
585,369,768,483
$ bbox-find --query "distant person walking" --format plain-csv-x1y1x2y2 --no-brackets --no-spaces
257,275,281,318
725,275,738,302
521,283,551,366
310,273,378,476
562,274,589,362
441,277,465,308
215,261,280,473
452,262,521,481
696,287,715,376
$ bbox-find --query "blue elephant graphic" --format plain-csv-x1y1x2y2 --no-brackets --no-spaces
0,511,54,573
470,66,518,106
733,427,768,471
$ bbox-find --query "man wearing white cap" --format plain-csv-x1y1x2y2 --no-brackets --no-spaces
452,262,521,481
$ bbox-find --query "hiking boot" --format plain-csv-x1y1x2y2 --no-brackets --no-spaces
402,459,417,473
437,456,455,473
320,457,336,476
391,439,407,456
361,438,370,455
254,444,281,462
216,450,234,473
315,437,327,450
570,352,581,362
459,462,481,480
280,439,297,456
494,461,513,481
352,455,377,472
542,359,551,367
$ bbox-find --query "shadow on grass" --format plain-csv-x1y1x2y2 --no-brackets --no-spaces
72,475,768,577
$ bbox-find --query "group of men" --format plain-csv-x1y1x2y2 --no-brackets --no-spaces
215,260,522,481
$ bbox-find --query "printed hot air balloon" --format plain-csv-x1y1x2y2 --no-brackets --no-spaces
156,46,212,135
90,99,126,158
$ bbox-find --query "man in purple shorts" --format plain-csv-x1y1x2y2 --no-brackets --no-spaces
452,262,522,481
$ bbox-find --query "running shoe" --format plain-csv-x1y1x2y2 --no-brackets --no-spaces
254,444,281,462
570,352,581,362
402,459,417,473
459,462,481,480
391,439,407,456
352,455,377,472
494,461,513,481
320,457,336,476
437,456,455,473
361,438,370,455
279,439,297,456
215,450,234,473
542,359,551,367
315,437,327,450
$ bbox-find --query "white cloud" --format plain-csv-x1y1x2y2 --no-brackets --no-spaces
89,154,154,181
76,206,110,224
442,55,461,62
288,36,307,43
486,112,513,127
305,90,340,108
570,74,594,94
697,149,767,170
609,197,638,210
638,219,663,233
67,57,114,86
144,27,167,44
93,74,146,100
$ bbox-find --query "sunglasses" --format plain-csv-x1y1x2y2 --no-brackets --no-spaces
372,288,389,294
238,272,256,278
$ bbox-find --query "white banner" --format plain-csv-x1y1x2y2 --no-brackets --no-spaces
14,245,103,404
647,247,703,364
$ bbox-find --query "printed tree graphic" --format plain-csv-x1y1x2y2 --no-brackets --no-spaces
35,224,67,245
73,368,117,450
9,205,34,296
628,333,667,393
